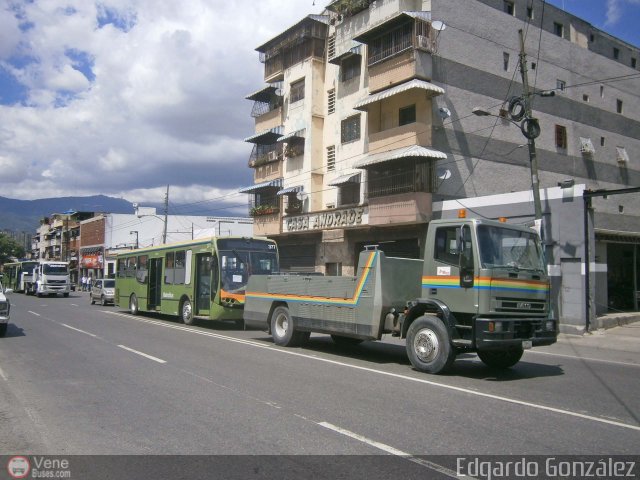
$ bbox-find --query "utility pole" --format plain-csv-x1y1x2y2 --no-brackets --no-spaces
518,29,543,225
162,184,169,244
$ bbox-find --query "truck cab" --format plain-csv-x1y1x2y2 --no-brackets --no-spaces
402,218,556,371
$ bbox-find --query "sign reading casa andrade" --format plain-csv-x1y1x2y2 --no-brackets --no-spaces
286,207,366,232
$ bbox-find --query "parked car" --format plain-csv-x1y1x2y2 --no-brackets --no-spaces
0,276,13,337
90,278,115,306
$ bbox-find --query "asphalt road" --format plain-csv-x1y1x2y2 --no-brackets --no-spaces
1,292,639,477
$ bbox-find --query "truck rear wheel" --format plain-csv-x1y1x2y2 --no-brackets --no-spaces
0,324,7,337
271,306,305,347
406,315,456,374
477,348,523,369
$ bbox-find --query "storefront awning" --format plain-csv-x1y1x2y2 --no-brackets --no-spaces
595,229,640,244
276,129,306,143
238,178,283,194
354,145,447,168
353,79,445,111
277,186,304,196
244,128,283,144
80,246,103,254
328,172,361,186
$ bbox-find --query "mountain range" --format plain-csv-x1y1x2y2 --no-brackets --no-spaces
0,195,135,233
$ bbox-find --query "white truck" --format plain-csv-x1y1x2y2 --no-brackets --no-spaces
0,275,12,337
25,261,71,297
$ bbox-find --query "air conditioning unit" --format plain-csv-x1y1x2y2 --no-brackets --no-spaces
580,137,595,155
267,151,279,161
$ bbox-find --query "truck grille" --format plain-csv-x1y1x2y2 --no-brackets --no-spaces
495,297,546,313
47,279,67,284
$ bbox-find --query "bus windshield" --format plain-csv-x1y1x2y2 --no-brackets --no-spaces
217,239,278,293
477,225,545,272
43,264,69,275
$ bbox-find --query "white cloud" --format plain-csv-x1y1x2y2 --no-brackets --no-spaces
0,0,321,205
605,0,640,26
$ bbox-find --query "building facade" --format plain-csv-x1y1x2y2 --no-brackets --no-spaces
240,0,639,332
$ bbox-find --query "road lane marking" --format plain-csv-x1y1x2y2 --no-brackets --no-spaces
318,421,465,478
61,323,98,338
70,303,78,306
106,311,640,432
117,345,166,364
527,350,640,368
28,311,41,316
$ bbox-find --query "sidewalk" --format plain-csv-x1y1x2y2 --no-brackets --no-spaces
556,317,640,355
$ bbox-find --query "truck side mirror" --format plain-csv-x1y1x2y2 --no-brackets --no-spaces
459,225,475,288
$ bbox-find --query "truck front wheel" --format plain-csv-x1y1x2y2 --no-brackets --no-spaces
271,306,305,347
477,348,523,369
406,315,456,374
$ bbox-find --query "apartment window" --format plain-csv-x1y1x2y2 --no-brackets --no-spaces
589,33,595,43
531,62,536,70
527,6,534,19
327,89,336,115
327,145,336,171
556,79,566,92
583,94,589,102
290,78,305,104
601,136,606,147
399,104,416,126
504,1,514,16
555,125,567,149
553,22,564,37
632,58,637,69
600,85,605,98
613,47,620,60
617,99,623,114
341,114,361,144
503,52,510,71
341,55,361,82
368,22,413,65
338,178,361,206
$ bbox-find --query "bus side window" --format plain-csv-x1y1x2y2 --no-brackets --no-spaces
165,252,175,284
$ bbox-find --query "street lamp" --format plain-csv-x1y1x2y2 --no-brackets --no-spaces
472,105,544,227
129,231,139,249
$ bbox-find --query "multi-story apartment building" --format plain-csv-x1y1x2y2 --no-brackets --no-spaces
240,0,639,332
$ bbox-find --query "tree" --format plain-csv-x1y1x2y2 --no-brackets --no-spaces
0,233,25,265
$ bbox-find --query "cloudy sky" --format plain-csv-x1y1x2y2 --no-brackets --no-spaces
0,0,638,215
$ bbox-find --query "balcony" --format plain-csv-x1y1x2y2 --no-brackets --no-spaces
354,13,437,93
368,192,432,225
252,211,282,236
369,122,431,154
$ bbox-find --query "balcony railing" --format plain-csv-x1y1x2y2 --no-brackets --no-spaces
249,143,283,168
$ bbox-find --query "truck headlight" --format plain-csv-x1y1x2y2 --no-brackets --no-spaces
545,321,555,331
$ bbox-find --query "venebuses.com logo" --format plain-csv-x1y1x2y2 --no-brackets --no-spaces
6,456,30,479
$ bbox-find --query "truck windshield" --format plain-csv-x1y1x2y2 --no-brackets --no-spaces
477,225,544,272
43,264,69,275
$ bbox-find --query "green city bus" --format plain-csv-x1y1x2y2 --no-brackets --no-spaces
2,260,39,293
115,236,279,325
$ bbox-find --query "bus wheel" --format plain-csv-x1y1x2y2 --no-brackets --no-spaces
129,294,139,315
181,299,194,325
477,348,523,369
406,315,456,374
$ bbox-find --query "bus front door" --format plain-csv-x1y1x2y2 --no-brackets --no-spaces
195,254,212,315
148,258,162,309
